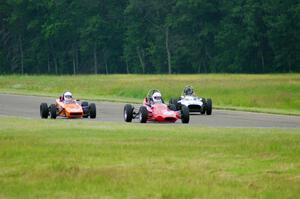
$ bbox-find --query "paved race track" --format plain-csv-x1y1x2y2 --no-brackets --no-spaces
0,94,300,128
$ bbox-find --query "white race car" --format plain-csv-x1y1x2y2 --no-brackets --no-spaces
169,86,212,115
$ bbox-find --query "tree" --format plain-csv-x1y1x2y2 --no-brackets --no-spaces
0,0,299,74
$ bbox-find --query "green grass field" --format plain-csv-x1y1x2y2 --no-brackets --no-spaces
0,74,300,115
0,117,300,198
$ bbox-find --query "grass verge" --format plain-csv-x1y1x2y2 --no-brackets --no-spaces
0,74,300,115
0,116,300,198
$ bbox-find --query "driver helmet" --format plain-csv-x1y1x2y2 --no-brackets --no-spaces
63,91,73,103
184,86,194,96
152,92,162,103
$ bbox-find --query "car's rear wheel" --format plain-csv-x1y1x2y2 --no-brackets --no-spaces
206,98,212,115
50,104,57,119
89,103,96,119
124,104,134,122
139,106,148,123
201,98,206,114
40,103,48,119
181,105,190,124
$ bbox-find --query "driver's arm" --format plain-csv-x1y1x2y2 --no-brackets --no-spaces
148,98,154,107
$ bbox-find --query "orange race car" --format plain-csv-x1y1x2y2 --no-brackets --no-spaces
40,91,96,119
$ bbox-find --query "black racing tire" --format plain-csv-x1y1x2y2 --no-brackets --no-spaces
168,104,177,111
81,101,89,118
176,97,182,110
181,105,190,124
201,98,206,115
169,98,179,110
139,106,148,123
169,98,176,105
206,98,212,115
81,101,89,107
50,104,57,119
89,103,96,119
124,104,134,122
40,103,48,119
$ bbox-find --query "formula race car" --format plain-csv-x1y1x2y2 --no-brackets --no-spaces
169,86,212,115
40,91,96,119
123,89,189,123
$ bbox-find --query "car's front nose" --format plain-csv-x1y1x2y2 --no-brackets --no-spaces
157,111,177,122
65,107,83,118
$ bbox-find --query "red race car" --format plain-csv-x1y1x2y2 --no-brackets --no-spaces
40,91,96,119
123,89,189,123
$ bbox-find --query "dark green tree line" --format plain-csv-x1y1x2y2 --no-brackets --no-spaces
0,0,299,74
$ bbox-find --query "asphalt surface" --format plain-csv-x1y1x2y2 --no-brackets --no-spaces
0,94,300,128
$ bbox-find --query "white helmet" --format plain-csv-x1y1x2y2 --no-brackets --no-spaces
63,91,73,103
152,92,162,103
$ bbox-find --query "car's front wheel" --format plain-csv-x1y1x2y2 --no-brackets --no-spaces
168,104,177,111
40,103,48,119
89,103,96,119
124,104,134,122
169,98,180,110
181,105,190,124
139,106,148,123
206,98,212,115
50,104,57,119
81,101,89,118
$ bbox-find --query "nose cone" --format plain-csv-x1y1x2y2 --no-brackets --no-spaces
159,109,177,122
65,104,83,113
162,111,177,118
64,104,83,118
152,103,178,122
